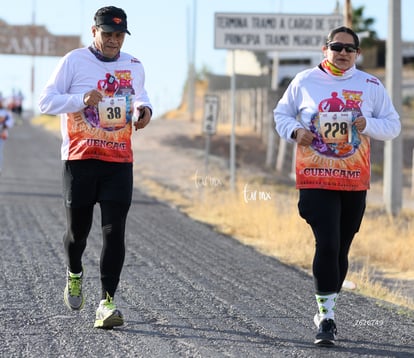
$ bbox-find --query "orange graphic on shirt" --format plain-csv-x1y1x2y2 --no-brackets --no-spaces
296,89,371,191
66,111,133,162
65,69,135,163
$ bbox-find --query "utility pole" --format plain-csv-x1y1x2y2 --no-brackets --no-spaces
344,0,352,27
187,0,197,121
31,0,36,114
384,0,403,216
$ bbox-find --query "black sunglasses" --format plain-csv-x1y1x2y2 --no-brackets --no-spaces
327,42,358,53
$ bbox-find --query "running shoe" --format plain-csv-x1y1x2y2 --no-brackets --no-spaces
314,318,337,346
94,293,124,329
64,269,84,310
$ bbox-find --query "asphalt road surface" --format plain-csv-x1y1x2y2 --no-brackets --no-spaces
0,122,413,357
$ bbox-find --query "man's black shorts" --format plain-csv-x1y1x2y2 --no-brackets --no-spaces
62,159,133,208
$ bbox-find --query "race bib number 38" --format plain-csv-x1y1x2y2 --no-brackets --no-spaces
319,112,352,144
98,97,127,129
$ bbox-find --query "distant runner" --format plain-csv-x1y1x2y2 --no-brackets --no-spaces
0,94,14,175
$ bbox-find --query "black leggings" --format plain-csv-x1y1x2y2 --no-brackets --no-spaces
63,200,130,298
298,189,366,294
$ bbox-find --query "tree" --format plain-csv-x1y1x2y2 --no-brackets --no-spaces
352,6,378,47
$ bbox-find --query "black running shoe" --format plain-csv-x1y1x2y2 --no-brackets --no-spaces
314,318,337,346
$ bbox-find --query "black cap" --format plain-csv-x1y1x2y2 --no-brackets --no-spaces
94,6,131,35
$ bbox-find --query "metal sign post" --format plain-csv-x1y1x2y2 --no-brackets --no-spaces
230,51,236,191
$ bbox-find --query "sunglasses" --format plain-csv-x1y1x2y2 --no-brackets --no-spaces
327,42,358,53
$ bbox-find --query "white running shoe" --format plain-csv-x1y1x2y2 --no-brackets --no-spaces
94,293,124,329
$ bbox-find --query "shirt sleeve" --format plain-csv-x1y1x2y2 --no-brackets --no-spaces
360,82,401,141
131,65,153,113
273,79,303,143
38,54,85,115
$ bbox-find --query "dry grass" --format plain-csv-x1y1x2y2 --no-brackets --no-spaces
352,210,414,273
32,114,60,132
346,269,414,310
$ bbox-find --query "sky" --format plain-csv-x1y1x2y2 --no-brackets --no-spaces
0,0,412,117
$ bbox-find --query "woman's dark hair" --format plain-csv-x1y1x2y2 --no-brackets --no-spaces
326,26,360,48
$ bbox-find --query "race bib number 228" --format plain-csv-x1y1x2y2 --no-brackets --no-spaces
319,112,352,144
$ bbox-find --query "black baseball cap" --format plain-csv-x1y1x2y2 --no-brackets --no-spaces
94,6,131,35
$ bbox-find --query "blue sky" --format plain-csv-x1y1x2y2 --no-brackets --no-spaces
0,0,411,117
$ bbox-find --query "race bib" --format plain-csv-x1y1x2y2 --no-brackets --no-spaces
98,97,127,129
319,112,352,144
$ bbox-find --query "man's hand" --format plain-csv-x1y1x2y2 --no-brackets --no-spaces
83,90,103,107
133,106,151,131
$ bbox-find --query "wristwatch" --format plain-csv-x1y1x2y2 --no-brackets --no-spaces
291,129,298,140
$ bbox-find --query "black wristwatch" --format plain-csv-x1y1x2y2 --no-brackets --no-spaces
291,129,298,140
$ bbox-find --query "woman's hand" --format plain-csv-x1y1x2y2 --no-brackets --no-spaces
296,128,315,146
353,116,367,132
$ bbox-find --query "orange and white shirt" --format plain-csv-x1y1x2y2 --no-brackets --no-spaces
39,47,152,163
274,65,400,191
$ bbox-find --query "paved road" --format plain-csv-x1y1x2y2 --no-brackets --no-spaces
0,122,413,357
